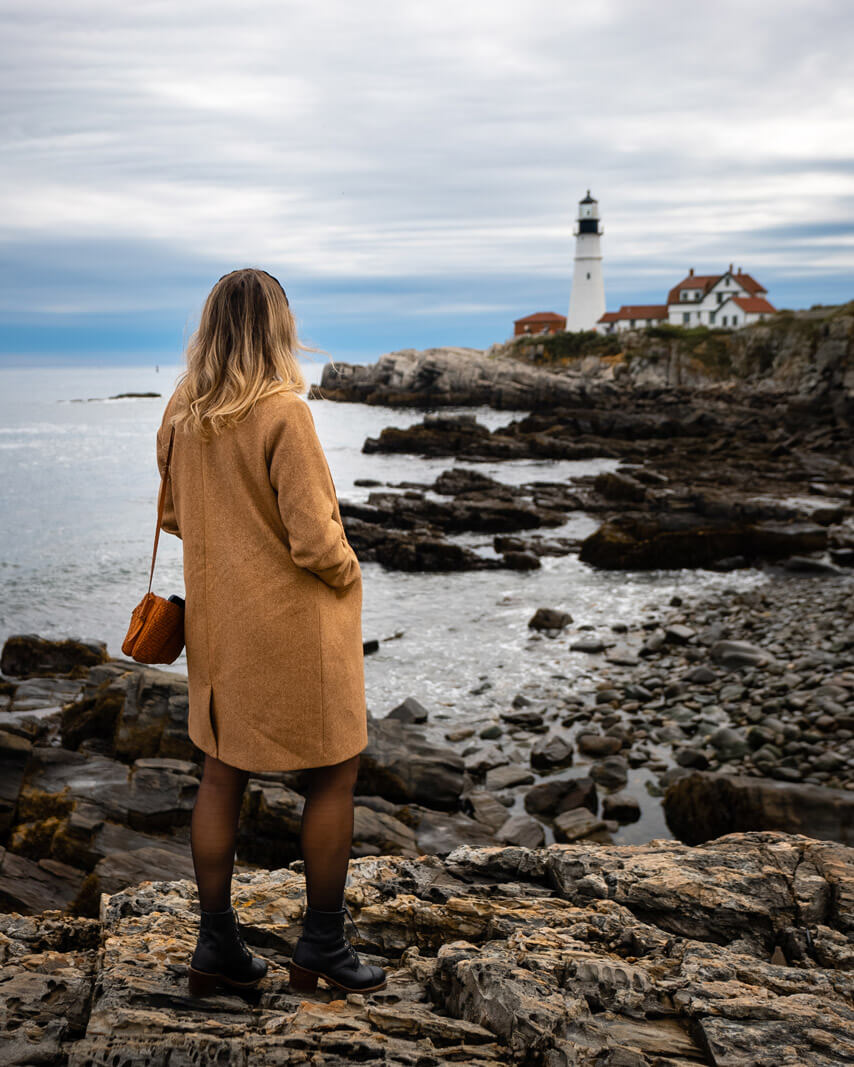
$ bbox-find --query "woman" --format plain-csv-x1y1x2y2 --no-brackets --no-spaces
155,267,386,997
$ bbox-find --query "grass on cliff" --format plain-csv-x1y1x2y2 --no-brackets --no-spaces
642,323,734,376
510,330,622,366
500,302,853,378
509,323,732,375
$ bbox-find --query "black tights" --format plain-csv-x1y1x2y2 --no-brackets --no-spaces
190,752,360,913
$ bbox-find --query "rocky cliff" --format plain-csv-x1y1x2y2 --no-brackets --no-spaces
312,304,854,417
2,830,852,1065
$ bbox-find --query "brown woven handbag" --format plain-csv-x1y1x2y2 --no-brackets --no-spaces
121,425,186,664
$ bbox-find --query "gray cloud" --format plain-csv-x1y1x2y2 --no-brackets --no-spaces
1,0,852,352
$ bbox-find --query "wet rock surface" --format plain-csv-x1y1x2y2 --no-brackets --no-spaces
328,372,854,572
1,830,852,1065
338,455,582,572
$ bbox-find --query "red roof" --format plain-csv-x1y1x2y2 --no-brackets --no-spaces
514,311,566,325
598,305,667,323
617,304,668,319
732,273,766,296
667,269,767,304
731,296,776,314
667,274,720,304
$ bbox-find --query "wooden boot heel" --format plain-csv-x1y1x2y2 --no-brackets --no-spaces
188,966,221,997
288,962,319,993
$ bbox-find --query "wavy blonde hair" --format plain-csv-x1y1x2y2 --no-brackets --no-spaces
170,268,312,438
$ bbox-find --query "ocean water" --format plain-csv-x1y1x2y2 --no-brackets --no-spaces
0,360,768,843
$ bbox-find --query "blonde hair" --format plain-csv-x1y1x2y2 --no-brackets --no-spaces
170,267,311,438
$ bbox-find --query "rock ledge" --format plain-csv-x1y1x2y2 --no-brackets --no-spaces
2,830,852,1065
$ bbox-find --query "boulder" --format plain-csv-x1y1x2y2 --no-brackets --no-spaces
60,666,136,751
358,716,465,810
553,807,610,842
485,763,536,791
528,608,573,632
496,814,546,848
463,790,510,832
0,634,108,679
524,776,598,818
500,550,541,570
403,804,498,855
579,512,828,570
664,770,854,846
432,467,503,495
530,733,574,769
590,755,629,788
386,697,429,724
569,637,609,653
237,780,305,868
16,746,198,836
0,846,86,913
593,470,647,502
113,669,193,761
577,731,622,757
707,726,751,760
601,792,641,822
710,640,776,670
500,707,545,730
0,730,32,835
73,845,197,917
352,806,419,858
464,744,510,775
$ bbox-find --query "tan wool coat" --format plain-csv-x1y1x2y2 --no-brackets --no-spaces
155,389,368,772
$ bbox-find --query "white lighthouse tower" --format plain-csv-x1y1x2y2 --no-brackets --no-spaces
566,190,606,331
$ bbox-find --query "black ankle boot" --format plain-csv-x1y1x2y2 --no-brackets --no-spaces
289,903,386,994
188,905,268,996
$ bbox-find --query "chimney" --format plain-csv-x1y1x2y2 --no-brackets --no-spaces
689,267,694,277
729,263,733,274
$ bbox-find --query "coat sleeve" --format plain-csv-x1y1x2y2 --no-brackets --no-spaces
155,418,181,539
266,397,361,589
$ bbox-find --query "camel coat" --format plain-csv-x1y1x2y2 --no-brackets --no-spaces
155,389,368,772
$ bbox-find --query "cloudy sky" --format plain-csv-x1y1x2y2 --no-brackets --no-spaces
2,0,853,365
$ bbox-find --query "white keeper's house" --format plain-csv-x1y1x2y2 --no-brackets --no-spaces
595,265,776,335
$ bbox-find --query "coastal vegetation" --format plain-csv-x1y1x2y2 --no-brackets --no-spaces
492,300,854,385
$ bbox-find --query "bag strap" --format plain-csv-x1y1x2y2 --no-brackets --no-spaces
148,425,175,595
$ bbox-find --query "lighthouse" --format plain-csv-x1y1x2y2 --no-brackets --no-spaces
566,191,606,332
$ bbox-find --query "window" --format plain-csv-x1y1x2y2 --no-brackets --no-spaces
710,312,716,324
681,291,688,301
683,312,690,324
717,293,723,304
586,272,590,280
629,320,635,328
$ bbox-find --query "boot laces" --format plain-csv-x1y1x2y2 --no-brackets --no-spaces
342,902,361,967
232,908,252,962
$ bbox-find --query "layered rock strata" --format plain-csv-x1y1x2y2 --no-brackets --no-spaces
1,830,852,1065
